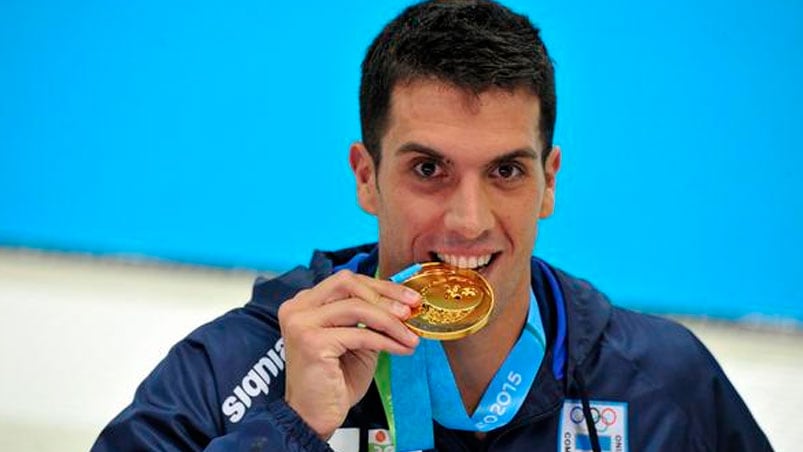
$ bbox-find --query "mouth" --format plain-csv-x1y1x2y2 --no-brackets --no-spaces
429,251,500,274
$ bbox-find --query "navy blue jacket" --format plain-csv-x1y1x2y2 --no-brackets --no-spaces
92,245,772,451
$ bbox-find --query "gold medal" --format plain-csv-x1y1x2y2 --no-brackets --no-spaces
399,262,494,341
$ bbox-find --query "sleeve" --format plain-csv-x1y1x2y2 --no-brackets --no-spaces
204,399,334,452
90,338,225,451
689,334,774,451
91,338,333,452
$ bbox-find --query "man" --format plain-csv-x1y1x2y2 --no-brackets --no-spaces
93,1,772,451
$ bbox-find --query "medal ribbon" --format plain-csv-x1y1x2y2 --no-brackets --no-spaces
335,253,566,452
375,266,546,451
425,290,545,431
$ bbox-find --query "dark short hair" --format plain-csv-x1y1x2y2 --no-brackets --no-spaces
359,0,556,167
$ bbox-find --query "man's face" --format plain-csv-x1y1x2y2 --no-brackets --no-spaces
350,80,560,314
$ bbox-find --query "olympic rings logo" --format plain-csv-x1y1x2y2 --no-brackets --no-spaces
569,406,618,433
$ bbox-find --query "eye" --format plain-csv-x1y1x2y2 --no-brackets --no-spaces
413,160,444,178
490,162,525,180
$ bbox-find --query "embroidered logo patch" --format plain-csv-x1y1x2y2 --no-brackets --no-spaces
368,429,394,452
558,399,628,452
367,429,423,452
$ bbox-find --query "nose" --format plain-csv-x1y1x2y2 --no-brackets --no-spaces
443,176,495,240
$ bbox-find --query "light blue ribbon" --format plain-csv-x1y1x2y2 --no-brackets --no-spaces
385,265,546,451
426,291,545,431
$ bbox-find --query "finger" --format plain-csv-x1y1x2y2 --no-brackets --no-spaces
322,271,422,308
313,298,420,348
325,327,417,356
293,270,421,309
358,294,413,320
329,271,421,307
359,277,422,307
284,271,361,309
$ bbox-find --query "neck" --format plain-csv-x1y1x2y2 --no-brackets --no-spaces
442,285,530,414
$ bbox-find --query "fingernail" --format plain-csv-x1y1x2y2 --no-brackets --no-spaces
406,329,420,343
393,302,410,318
402,288,421,304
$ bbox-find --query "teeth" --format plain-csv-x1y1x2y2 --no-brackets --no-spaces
435,253,493,269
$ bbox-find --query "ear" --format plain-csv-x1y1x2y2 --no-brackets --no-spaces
349,142,379,215
539,145,561,218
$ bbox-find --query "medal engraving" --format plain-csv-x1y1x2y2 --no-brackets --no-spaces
400,262,494,340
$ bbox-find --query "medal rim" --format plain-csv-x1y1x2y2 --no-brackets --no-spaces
400,262,494,341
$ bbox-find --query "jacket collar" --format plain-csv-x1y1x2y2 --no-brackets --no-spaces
536,262,613,390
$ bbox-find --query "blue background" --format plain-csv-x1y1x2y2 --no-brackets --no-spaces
1,1,801,323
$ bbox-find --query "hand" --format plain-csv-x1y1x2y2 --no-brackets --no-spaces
278,269,422,439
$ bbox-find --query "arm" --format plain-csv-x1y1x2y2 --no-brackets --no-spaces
93,269,421,450
92,338,337,452
204,400,332,452
691,335,773,451
91,339,222,451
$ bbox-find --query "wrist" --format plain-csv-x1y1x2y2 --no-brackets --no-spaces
284,396,337,440
266,398,335,451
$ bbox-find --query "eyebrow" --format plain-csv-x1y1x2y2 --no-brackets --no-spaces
487,148,539,167
395,141,539,165
395,142,448,161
